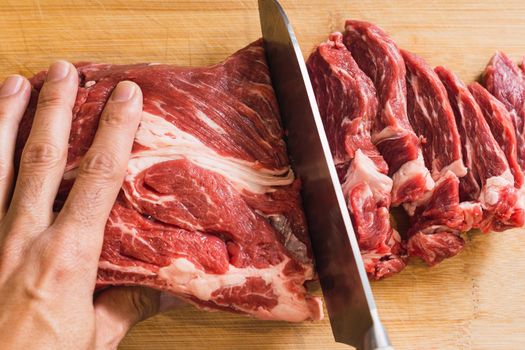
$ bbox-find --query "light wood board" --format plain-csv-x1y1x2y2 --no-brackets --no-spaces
1,1,525,349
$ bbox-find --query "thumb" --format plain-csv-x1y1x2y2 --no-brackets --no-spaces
94,287,186,350
94,286,160,350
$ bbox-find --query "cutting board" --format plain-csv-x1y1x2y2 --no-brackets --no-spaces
2,1,525,349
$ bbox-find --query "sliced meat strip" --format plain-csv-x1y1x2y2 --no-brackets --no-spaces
437,66,524,232
343,20,433,206
401,50,480,265
307,33,406,279
402,51,466,180
469,82,524,190
469,82,525,228
483,51,525,171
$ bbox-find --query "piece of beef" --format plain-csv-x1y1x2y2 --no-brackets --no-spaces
469,82,524,190
469,82,525,226
16,40,323,322
483,51,525,171
406,172,483,265
401,50,482,265
307,33,405,279
437,67,524,232
343,20,433,206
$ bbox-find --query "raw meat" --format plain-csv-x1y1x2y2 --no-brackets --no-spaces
483,52,525,171
436,67,524,232
406,172,481,265
306,33,406,279
343,20,433,206
401,50,481,265
16,39,323,322
305,20,525,271
402,52,466,179
469,82,525,228
469,82,524,190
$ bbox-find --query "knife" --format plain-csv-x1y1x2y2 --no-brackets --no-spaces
258,1,393,349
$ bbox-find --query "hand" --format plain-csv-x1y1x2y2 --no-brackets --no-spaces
0,61,172,349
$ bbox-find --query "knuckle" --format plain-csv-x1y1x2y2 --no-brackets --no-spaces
21,142,63,169
37,90,70,111
100,105,133,127
79,151,122,181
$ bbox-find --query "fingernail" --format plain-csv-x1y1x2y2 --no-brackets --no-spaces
0,75,24,97
46,60,71,82
111,81,136,102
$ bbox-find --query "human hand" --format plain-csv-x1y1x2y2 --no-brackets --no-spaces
0,61,174,349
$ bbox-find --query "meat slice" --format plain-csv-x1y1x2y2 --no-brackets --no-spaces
483,51,525,170
402,52,466,179
16,39,323,322
436,67,524,231
343,20,433,206
406,172,482,265
307,33,405,279
401,50,481,265
469,82,525,225
469,82,524,190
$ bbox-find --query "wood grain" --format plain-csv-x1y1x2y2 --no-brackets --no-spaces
1,1,525,349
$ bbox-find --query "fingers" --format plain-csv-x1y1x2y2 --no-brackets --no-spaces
8,61,78,229
94,287,161,350
53,81,142,261
0,75,31,219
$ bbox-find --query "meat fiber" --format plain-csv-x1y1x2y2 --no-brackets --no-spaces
343,20,433,206
307,33,406,279
16,40,323,322
436,67,524,232
483,52,525,171
401,50,482,265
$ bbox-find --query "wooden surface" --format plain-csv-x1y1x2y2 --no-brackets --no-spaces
2,1,525,349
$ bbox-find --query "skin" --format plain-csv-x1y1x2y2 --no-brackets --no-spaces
0,61,179,349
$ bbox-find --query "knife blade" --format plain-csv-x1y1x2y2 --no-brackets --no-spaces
258,1,393,349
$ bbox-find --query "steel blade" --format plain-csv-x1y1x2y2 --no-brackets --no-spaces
258,1,393,349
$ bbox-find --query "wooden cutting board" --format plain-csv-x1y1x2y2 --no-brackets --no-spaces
2,1,525,349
